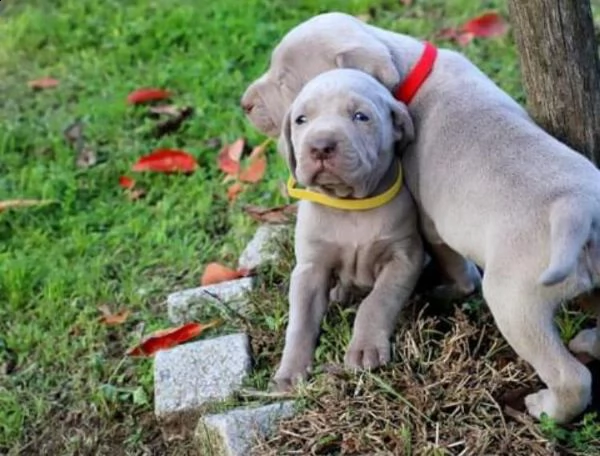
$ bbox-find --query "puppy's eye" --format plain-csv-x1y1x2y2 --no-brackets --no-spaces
295,115,307,125
352,111,370,122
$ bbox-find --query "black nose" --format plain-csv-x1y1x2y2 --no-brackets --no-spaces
309,138,337,160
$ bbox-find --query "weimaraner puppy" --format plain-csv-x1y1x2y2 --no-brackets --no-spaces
274,68,424,390
241,12,600,423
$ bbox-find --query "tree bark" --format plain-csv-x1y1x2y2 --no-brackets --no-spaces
507,0,600,165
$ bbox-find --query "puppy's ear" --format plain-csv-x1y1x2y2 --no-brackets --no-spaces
335,43,400,90
277,109,298,178
390,100,415,152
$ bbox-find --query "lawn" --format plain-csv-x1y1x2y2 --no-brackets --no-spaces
1,0,600,454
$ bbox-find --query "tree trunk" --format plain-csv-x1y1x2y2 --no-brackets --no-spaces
507,0,600,165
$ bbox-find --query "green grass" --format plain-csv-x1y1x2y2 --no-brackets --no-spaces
1,0,599,454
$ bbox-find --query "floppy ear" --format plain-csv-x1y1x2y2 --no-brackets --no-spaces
277,109,298,178
335,43,400,90
389,100,415,152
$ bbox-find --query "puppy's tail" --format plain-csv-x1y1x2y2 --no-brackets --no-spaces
538,200,591,286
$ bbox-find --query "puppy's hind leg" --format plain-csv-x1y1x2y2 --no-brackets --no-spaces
483,273,591,423
428,242,482,301
569,290,600,359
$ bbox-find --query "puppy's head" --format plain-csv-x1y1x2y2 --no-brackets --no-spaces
278,69,413,199
241,13,400,137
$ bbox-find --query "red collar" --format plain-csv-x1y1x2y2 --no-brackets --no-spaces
394,42,438,104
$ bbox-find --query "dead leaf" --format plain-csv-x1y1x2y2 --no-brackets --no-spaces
132,149,198,173
127,188,147,201
127,88,171,104
126,320,222,357
462,12,508,38
279,181,290,199
98,305,131,325
76,147,97,169
227,182,244,202
243,204,297,224
201,262,250,286
0,199,55,212
239,156,266,183
400,0,413,5
28,77,59,89
148,105,181,117
153,106,194,137
217,138,245,175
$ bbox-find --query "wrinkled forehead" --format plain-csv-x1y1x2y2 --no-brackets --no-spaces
292,87,371,119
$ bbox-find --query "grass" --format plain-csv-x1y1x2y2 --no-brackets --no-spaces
0,0,599,454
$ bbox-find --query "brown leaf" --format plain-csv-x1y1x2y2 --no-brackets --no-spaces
239,146,267,183
0,199,55,212
28,77,59,89
153,106,194,137
148,105,181,117
217,138,245,175
201,262,250,286
126,320,222,357
128,188,147,201
76,147,97,169
227,182,244,202
98,305,131,325
243,204,297,224
400,0,413,5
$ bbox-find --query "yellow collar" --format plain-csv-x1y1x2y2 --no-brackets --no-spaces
286,162,403,211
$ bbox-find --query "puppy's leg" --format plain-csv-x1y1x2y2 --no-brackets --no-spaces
483,273,592,423
274,263,330,391
345,240,423,369
569,290,600,359
428,242,481,301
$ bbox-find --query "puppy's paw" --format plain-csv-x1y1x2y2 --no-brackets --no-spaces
273,364,311,392
344,337,391,370
329,283,350,303
569,328,600,359
525,389,585,424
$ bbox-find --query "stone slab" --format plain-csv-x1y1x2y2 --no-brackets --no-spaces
154,333,252,438
196,401,296,456
238,225,285,271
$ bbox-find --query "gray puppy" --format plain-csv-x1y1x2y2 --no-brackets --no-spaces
242,12,600,423
275,68,424,389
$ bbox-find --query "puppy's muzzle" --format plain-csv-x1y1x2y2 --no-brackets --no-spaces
241,99,254,114
309,137,338,161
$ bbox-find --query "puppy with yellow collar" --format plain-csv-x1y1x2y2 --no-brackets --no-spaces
273,68,424,390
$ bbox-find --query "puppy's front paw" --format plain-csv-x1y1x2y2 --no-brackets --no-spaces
525,389,561,421
344,336,391,370
273,363,311,392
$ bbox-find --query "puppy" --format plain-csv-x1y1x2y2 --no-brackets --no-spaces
242,12,600,423
274,68,424,390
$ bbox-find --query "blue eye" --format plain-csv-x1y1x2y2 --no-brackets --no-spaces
295,115,307,125
353,111,370,122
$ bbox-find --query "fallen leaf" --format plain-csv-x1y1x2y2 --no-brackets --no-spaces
127,88,171,105
148,105,182,117
76,147,97,169
153,106,194,137
227,182,244,202
462,12,508,38
127,188,147,201
127,320,222,357
243,204,297,224
132,149,198,173
0,199,54,212
119,176,136,189
279,181,290,199
98,305,131,325
239,155,266,183
217,138,245,175
400,0,413,6
28,77,59,89
201,262,250,286
456,32,475,46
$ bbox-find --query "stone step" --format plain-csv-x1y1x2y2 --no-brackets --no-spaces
197,401,296,456
154,333,252,439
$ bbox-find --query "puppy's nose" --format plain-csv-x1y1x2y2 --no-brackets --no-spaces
309,138,337,160
241,100,254,114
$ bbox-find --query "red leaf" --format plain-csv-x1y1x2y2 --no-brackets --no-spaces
28,77,59,89
461,12,508,38
132,149,198,173
201,262,250,286
126,320,221,357
127,88,171,105
239,146,267,183
227,182,244,202
217,138,245,175
119,176,136,189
